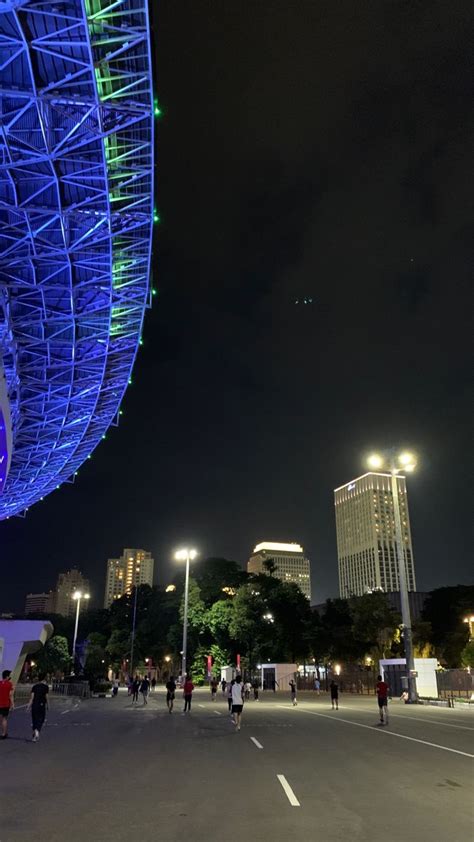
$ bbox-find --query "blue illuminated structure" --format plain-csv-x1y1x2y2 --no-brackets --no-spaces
0,0,154,518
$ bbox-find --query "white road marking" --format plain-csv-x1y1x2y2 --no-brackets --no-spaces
198,704,205,708
280,707,474,759
60,709,71,715
250,737,263,749
277,774,300,806
388,712,474,731
213,710,222,716
14,704,28,711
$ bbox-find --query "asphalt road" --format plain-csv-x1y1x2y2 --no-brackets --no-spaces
1,689,472,841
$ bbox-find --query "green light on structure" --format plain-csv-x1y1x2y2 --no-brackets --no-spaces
119,410,124,416
154,98,162,117
153,209,160,224
128,378,133,385
152,288,157,296
139,338,144,346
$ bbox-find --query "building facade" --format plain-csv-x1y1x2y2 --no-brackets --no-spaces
334,472,416,598
104,548,154,608
53,569,90,617
247,541,311,600
24,592,54,616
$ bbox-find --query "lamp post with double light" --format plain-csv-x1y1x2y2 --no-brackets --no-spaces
367,451,418,702
175,548,197,679
71,590,90,675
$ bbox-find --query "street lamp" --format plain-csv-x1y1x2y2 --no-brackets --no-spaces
175,547,197,678
463,616,474,640
367,450,418,702
71,590,90,675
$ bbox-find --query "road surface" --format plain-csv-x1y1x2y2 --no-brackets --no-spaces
2,689,472,841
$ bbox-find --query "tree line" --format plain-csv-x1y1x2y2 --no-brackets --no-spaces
26,558,473,681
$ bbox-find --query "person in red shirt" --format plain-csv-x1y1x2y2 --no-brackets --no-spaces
376,674,390,725
0,669,15,739
183,675,194,713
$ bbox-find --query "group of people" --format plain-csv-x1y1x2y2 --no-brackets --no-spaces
127,675,154,704
0,669,49,743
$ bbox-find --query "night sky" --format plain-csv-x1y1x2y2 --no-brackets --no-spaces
1,1,472,611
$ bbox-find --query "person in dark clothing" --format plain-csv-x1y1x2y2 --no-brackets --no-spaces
27,674,49,742
140,677,150,704
183,675,194,712
253,680,259,701
151,677,157,692
132,677,140,703
166,677,176,713
330,680,339,710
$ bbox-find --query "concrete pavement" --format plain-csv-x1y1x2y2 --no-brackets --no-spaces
1,688,472,841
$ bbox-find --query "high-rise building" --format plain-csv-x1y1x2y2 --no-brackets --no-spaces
24,592,54,615
334,472,416,599
104,548,154,608
52,569,90,617
247,542,311,600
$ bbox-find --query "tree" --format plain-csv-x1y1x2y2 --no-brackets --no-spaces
191,557,248,606
35,635,70,676
422,586,474,667
460,640,474,668
349,593,400,660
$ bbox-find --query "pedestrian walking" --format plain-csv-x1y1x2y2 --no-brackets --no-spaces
140,676,150,704
253,679,259,701
166,676,176,713
183,675,194,713
151,677,157,693
330,679,339,710
376,674,390,725
244,681,251,701
132,677,140,703
289,680,297,706
112,678,119,697
227,679,234,713
314,678,320,694
221,679,227,694
231,675,244,731
0,669,14,739
210,678,218,701
27,674,49,742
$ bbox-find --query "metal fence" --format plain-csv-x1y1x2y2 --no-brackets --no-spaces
52,681,91,699
436,669,473,699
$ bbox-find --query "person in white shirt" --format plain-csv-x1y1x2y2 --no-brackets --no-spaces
231,675,244,731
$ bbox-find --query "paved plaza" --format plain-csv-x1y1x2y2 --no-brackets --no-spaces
2,689,472,841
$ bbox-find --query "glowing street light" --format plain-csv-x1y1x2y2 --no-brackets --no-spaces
367,450,418,702
71,590,90,675
175,548,198,678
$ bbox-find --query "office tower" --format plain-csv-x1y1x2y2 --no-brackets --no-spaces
104,548,154,608
247,541,311,600
334,472,416,598
24,592,54,615
52,568,90,617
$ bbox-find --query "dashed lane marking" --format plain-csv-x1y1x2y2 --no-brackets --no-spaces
250,737,263,749
277,774,300,806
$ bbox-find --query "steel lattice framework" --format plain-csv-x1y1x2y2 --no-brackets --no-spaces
0,0,154,518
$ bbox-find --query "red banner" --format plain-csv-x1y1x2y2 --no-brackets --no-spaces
207,655,212,676
236,653,241,671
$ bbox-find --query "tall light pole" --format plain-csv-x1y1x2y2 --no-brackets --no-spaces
368,451,418,702
175,548,197,678
71,590,90,675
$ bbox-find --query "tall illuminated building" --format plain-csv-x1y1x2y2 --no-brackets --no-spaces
247,542,311,600
334,472,416,598
53,569,90,617
104,549,154,608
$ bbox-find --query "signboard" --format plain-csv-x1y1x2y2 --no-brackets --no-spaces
0,637,4,666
